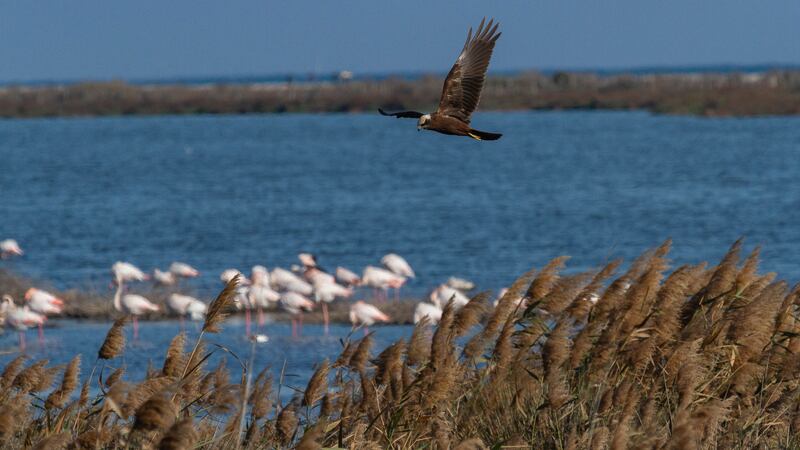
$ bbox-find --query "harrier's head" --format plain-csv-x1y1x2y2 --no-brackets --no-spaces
417,114,432,130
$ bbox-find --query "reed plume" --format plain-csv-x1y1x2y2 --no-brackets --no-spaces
202,275,239,333
99,316,127,360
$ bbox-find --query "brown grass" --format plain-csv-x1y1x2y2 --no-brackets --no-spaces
1,240,800,448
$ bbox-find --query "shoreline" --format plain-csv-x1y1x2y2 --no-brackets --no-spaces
0,269,419,324
1,70,799,118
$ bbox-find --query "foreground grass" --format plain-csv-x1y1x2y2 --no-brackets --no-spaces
1,239,799,449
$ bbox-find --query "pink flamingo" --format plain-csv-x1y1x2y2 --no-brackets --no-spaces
2,295,45,351
279,291,314,338
24,288,64,343
271,267,313,295
111,261,149,287
112,273,159,339
312,278,352,335
335,266,361,288
169,262,200,279
349,301,390,336
381,253,415,300
167,293,207,329
250,265,279,328
153,268,177,286
0,239,23,259
361,266,405,301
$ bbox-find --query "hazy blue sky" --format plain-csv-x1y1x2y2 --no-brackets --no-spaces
1,1,798,82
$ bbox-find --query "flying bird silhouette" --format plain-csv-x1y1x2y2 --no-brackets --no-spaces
379,18,502,141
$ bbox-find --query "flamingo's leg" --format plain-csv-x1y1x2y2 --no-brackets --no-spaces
395,287,400,301
19,331,25,352
299,314,304,336
258,307,265,327
245,309,251,337
322,303,329,336
291,318,298,338
133,316,139,340
363,326,369,337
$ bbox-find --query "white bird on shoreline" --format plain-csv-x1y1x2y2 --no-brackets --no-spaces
112,262,149,284
170,262,200,278
362,266,405,300
349,301,390,335
414,302,443,325
335,266,361,287
280,291,314,338
153,268,177,286
271,267,313,295
167,293,207,324
0,239,23,259
381,253,415,278
312,278,352,334
447,277,475,291
24,288,64,342
2,295,45,351
430,284,470,310
112,273,159,339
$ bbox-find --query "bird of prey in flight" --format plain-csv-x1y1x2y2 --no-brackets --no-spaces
379,18,502,141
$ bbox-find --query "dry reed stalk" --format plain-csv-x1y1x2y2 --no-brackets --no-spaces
452,291,489,337
45,355,81,409
12,359,48,394
162,332,186,377
133,393,177,433
348,334,373,373
157,417,197,450
105,367,125,388
0,355,26,389
202,275,239,333
303,359,330,408
32,431,70,450
525,256,570,301
406,318,431,366
98,316,127,360
735,246,761,293
275,403,298,446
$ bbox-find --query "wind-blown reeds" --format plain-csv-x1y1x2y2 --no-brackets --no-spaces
1,239,799,448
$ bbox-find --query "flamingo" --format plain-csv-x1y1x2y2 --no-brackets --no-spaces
349,301,390,335
170,262,200,279
112,261,149,285
413,302,443,325
447,277,475,291
430,284,470,310
112,273,159,339
167,294,207,327
381,253,415,300
24,288,64,343
153,268,177,286
280,291,314,338
220,269,244,284
298,253,319,269
362,266,405,301
0,239,23,259
2,295,45,351
271,267,313,295
335,266,361,287
249,265,279,329
312,278,352,335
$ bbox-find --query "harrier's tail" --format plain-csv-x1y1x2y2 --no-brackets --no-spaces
467,129,502,141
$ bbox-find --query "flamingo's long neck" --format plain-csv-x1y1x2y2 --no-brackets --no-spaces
113,276,124,312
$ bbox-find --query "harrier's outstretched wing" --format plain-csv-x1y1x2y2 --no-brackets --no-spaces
436,18,500,124
378,108,424,119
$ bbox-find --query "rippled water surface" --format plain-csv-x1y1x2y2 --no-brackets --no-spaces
0,111,799,384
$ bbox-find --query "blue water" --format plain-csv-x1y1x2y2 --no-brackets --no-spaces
1,110,799,390
1,111,799,293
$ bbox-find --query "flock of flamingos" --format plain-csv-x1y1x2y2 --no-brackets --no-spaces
0,238,497,350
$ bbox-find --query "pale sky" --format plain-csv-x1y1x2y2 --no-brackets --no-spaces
1,0,798,82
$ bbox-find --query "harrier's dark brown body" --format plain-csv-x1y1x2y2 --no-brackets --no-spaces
379,18,502,141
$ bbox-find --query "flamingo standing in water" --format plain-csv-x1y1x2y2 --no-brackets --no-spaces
112,272,159,339
414,302,443,325
280,291,314,338
112,261,149,286
153,268,177,286
430,284,470,310
349,301,390,336
335,267,361,288
271,267,313,295
381,253,415,300
170,262,200,279
312,278,352,335
0,239,23,259
2,295,45,351
24,288,64,343
362,266,405,301
167,293,207,328
249,265,280,332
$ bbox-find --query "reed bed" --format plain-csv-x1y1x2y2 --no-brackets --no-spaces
1,239,800,448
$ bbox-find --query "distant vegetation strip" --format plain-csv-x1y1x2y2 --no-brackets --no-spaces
1,70,799,118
